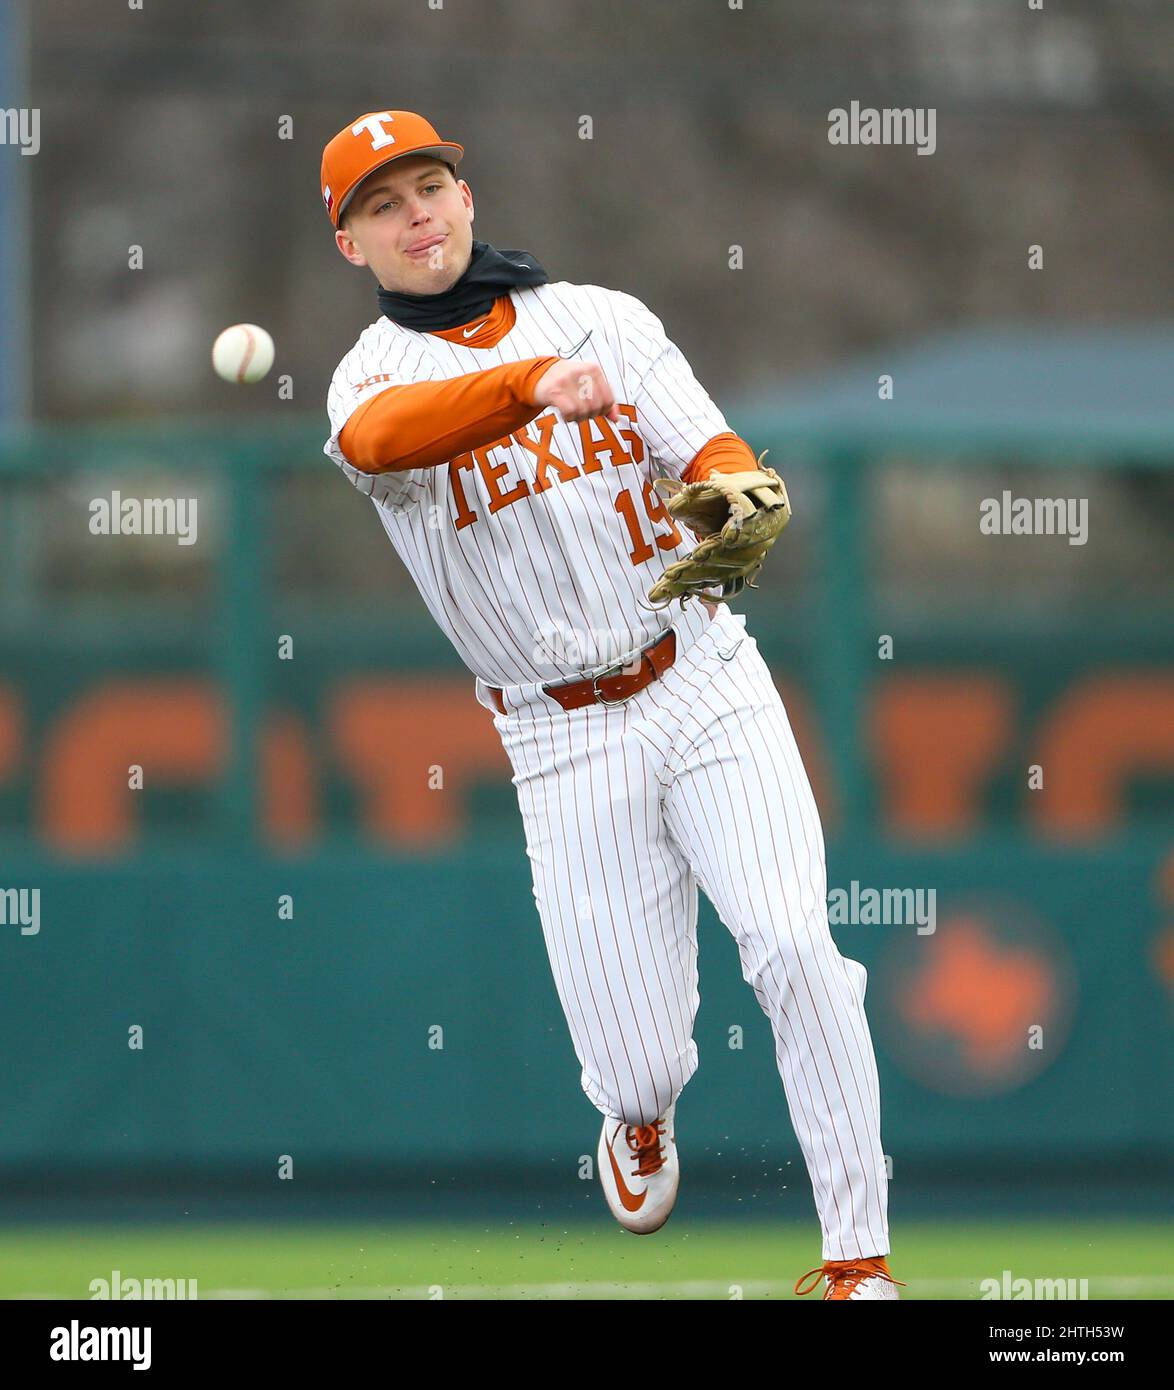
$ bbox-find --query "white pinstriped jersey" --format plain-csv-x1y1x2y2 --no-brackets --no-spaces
323,282,731,687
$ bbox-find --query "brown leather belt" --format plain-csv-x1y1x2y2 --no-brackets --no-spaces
487,626,681,715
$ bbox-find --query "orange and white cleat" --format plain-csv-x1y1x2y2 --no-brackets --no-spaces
794,1255,905,1300
597,1101,678,1234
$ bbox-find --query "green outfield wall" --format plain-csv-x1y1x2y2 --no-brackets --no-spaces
0,418,1170,1203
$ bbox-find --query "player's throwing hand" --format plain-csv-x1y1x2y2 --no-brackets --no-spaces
532,359,621,424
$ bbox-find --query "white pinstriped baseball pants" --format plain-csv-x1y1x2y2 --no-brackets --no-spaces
485,607,890,1260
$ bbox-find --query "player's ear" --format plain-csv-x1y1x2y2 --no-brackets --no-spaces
334,227,368,268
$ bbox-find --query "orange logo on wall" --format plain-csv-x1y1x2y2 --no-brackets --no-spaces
0,668,1169,850
877,900,1076,1097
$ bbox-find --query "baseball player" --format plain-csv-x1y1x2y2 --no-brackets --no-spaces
320,109,901,1300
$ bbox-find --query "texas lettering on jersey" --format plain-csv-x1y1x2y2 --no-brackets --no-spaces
443,405,680,554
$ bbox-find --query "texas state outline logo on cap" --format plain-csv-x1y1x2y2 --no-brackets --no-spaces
320,109,464,229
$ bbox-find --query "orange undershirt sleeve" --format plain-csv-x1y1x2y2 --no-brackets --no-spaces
680,431,762,484
339,355,561,474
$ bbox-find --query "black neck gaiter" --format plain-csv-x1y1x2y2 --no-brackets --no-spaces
376,239,550,332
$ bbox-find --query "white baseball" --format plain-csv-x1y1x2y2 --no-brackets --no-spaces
212,323,275,384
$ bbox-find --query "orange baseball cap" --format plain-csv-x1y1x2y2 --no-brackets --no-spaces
320,110,464,228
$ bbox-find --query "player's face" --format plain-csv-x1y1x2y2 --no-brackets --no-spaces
334,158,475,294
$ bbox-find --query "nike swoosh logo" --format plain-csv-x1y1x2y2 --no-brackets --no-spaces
462,321,488,338
557,328,593,359
605,1126,647,1212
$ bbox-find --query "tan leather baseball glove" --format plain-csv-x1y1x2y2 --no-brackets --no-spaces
646,451,791,607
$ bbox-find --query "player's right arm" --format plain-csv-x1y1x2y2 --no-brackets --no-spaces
339,357,619,475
